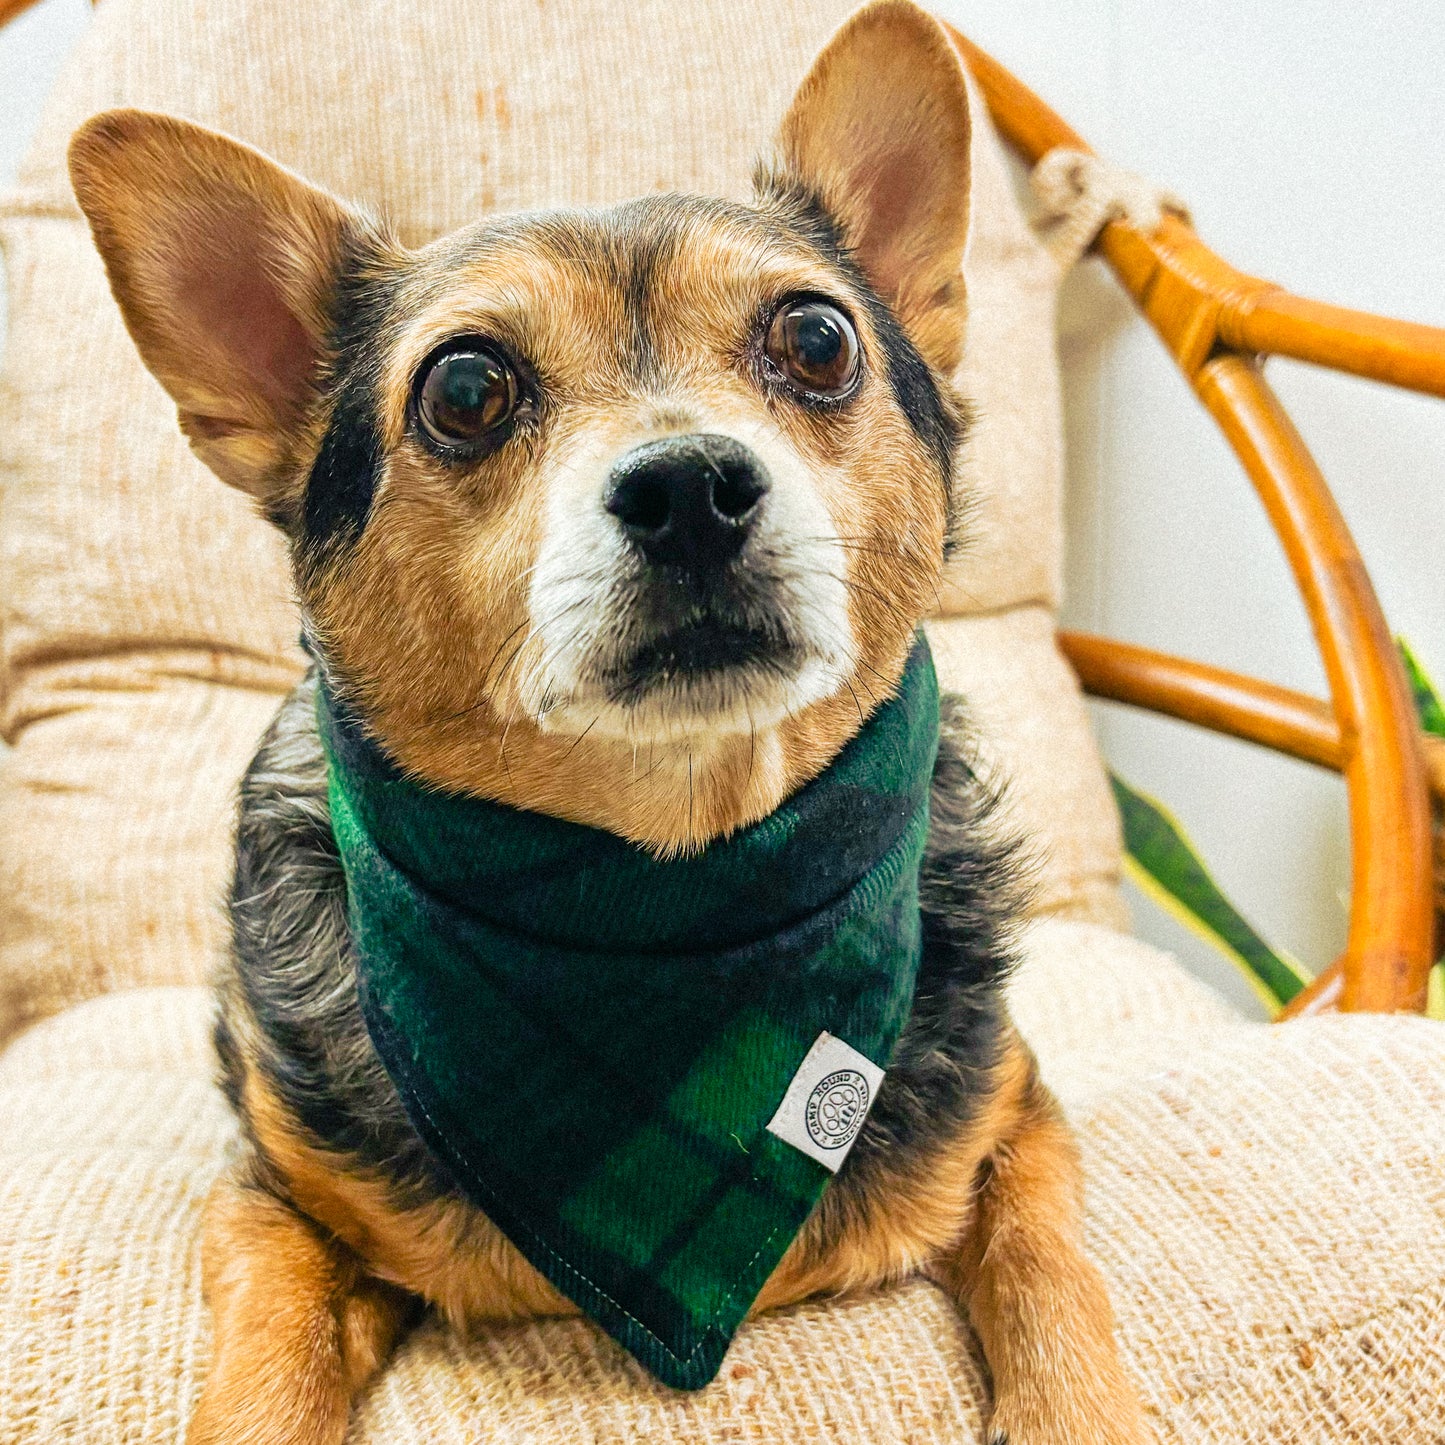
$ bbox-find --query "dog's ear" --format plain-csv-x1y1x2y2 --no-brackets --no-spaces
68,109,379,505
769,0,971,372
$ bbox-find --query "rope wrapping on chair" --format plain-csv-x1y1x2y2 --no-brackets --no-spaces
1030,147,1189,269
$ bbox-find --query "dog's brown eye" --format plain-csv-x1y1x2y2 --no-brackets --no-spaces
415,343,518,447
765,299,859,398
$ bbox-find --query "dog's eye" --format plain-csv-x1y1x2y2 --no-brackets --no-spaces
764,299,860,398
415,343,518,448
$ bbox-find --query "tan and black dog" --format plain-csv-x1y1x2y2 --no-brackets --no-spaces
68,3,1154,1440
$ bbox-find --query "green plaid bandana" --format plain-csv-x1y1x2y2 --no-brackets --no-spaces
318,638,939,1389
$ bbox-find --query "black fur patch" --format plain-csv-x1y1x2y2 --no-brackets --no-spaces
222,675,454,1204
296,234,395,567
612,207,677,390
830,695,1025,1207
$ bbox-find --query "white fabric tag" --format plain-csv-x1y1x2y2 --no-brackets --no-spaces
766,1031,886,1173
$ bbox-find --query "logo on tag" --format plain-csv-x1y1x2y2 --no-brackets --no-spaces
767,1033,885,1172
806,1070,870,1151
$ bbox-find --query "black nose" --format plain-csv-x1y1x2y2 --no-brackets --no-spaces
605,434,769,569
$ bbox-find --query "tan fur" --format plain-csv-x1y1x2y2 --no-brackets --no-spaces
189,1179,411,1445
936,1065,1157,1444
67,2,1154,1440
774,0,973,373
67,109,373,500
242,1064,578,1329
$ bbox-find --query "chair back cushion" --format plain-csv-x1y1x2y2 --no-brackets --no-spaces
0,0,1125,1038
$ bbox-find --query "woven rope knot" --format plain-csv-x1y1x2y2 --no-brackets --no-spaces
1031,147,1189,270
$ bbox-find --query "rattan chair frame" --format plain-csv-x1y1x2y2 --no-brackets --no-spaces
944,25,1441,1015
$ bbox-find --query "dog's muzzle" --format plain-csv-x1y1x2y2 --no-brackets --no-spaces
597,432,799,696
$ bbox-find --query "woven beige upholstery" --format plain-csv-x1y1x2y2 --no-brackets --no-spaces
2,951,1443,1444
2,0,1443,1441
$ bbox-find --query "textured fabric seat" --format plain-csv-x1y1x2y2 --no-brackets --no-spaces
1,0,1442,1440
2,930,1443,1443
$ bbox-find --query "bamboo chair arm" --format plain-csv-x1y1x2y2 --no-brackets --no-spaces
1062,631,1445,805
1,0,53,27
942,20,1436,1013
1059,632,1344,769
1062,630,1445,1019
1222,291,1445,400
1189,359,1432,1014
945,24,1445,399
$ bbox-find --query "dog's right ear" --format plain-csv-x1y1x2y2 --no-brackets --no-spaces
69,109,380,507
767,0,972,374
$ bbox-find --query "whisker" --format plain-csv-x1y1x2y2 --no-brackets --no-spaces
442,568,615,725
853,655,892,694
685,436,730,489
480,589,604,722
562,712,601,760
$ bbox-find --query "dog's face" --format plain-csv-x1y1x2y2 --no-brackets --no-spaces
334,196,958,750
68,0,973,848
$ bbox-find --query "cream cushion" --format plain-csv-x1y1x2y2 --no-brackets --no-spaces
0,0,1124,1042
2,929,1444,1444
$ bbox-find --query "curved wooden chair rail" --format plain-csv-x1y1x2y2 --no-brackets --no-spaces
942,23,1440,1016
1060,633,1445,1011
1,0,1435,1012
0,0,68,25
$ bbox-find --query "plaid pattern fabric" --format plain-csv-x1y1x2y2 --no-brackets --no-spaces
319,640,939,1389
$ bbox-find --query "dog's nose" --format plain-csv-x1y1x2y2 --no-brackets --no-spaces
605,434,769,569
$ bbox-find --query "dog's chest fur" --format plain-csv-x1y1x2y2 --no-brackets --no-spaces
214,672,1020,1320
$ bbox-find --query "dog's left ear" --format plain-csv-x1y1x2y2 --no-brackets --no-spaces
768,0,971,372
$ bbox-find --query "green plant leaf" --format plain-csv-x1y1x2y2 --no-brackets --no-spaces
1398,637,1445,1018
1110,638,1439,1018
1110,774,1310,1013
1398,637,1445,738
1428,963,1445,1023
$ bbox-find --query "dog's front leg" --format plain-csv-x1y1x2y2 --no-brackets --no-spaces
188,1173,413,1445
936,1048,1156,1445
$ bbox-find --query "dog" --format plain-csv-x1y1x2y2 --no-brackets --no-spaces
67,2,1154,1440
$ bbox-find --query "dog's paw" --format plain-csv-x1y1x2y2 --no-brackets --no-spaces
984,1400,1159,1445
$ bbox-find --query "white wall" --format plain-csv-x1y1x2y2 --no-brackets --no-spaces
0,0,90,342
0,0,88,176
4,0,1441,1015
